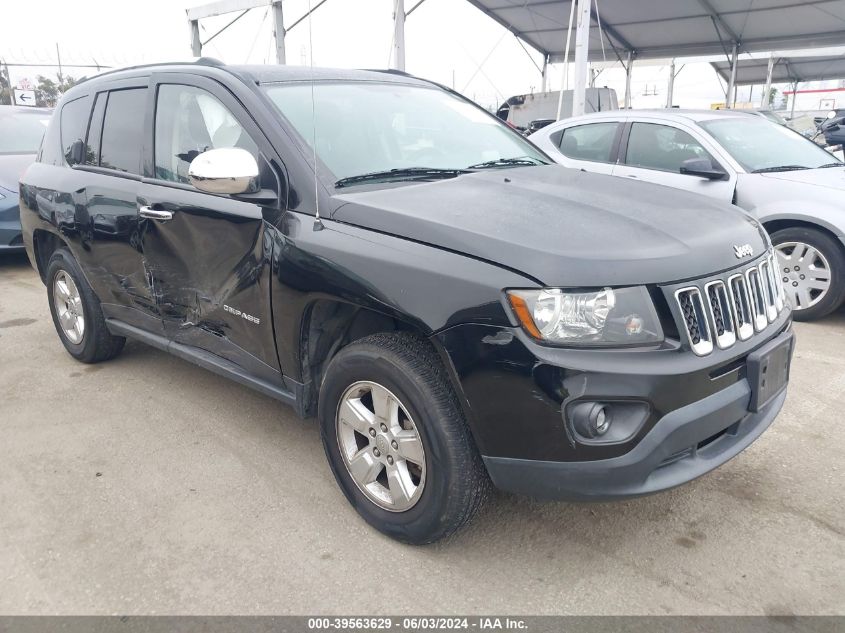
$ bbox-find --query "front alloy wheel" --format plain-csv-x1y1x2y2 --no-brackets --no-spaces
774,241,831,310
336,381,426,512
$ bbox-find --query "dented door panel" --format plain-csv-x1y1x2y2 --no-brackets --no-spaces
138,182,282,383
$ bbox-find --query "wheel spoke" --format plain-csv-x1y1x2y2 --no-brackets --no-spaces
394,430,424,465
806,278,830,291
59,310,75,329
55,279,70,301
371,385,399,426
338,397,375,434
347,448,383,486
791,242,808,261
386,462,414,507
801,245,818,265
797,286,812,308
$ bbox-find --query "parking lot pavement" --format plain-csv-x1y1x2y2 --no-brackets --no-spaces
0,251,843,616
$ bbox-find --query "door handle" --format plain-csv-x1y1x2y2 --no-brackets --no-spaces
139,205,173,221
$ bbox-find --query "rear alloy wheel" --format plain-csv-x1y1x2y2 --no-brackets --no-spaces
53,270,86,344
771,227,845,321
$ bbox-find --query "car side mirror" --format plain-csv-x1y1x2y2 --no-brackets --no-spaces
188,148,260,195
679,157,728,181
67,139,85,166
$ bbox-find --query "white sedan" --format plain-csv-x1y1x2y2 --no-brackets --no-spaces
530,109,845,320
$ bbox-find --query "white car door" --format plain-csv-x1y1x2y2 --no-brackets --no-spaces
613,120,736,202
536,119,624,175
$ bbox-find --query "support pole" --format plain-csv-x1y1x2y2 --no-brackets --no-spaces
272,1,286,64
790,82,798,119
762,53,774,108
541,55,548,92
555,0,577,120
571,0,591,117
392,0,406,71
190,19,201,56
666,58,675,108
726,42,738,109
623,51,633,109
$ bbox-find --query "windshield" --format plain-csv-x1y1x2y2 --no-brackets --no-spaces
0,111,50,155
699,117,839,172
263,81,548,184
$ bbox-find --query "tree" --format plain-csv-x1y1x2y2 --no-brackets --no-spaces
0,67,11,105
767,87,779,108
35,73,78,107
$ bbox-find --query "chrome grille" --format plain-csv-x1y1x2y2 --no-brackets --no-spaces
674,251,787,356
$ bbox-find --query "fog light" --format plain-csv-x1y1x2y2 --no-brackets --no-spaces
569,401,613,439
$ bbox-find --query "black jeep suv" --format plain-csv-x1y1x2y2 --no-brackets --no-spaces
20,61,793,544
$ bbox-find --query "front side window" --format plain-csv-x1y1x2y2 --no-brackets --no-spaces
699,116,840,172
154,84,258,184
624,123,713,173
100,88,146,174
558,122,619,163
262,81,547,184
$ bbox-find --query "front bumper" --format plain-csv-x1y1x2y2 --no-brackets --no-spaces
435,310,793,501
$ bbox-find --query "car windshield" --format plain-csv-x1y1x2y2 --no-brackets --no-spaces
699,117,840,172
0,110,50,155
262,81,548,184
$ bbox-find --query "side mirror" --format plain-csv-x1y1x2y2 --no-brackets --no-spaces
67,139,85,166
679,157,728,181
188,148,259,195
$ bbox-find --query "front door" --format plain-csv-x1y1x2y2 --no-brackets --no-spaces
613,121,736,201
138,75,283,385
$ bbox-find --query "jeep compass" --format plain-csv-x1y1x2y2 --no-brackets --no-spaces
19,61,793,544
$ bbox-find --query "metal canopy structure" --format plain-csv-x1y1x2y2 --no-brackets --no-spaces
465,0,845,114
711,54,845,86
465,1,845,63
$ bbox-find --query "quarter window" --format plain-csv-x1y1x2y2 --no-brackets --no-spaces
100,88,147,174
154,84,258,184
624,123,714,173
557,122,619,163
60,96,91,165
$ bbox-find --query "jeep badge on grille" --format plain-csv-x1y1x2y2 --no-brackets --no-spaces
733,244,754,258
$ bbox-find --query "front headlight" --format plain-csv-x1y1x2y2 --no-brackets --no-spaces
506,286,663,346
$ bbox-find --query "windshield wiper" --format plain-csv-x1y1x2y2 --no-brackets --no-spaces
334,167,470,188
751,165,811,173
818,162,845,168
467,156,547,169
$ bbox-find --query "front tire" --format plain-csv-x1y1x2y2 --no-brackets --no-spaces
46,248,125,363
771,227,845,321
318,333,490,544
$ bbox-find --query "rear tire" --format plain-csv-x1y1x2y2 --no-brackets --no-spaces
318,332,490,544
46,248,125,363
770,226,845,321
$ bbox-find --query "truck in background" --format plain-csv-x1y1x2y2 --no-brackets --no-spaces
496,87,619,130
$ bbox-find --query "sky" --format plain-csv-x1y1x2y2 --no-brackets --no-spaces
1,0,842,113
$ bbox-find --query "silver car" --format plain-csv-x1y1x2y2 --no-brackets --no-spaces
531,110,845,320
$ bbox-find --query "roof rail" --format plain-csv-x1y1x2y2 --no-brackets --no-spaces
75,57,227,85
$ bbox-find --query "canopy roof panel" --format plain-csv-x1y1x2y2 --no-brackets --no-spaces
711,54,845,85
465,0,845,62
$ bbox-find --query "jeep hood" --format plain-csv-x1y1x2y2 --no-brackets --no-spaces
331,166,767,286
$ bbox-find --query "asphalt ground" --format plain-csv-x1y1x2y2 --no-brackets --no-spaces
0,251,842,615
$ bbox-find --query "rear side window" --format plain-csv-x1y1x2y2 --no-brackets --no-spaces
60,96,92,165
100,88,146,174
624,122,713,173
558,122,619,163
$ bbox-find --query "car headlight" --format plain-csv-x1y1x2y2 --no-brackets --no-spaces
506,286,663,346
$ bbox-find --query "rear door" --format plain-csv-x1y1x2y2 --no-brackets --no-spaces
137,73,284,385
613,120,736,201
545,119,623,175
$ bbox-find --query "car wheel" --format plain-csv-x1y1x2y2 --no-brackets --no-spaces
318,332,490,544
770,227,845,321
46,248,125,363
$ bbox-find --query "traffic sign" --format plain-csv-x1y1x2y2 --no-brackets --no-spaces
14,89,36,106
